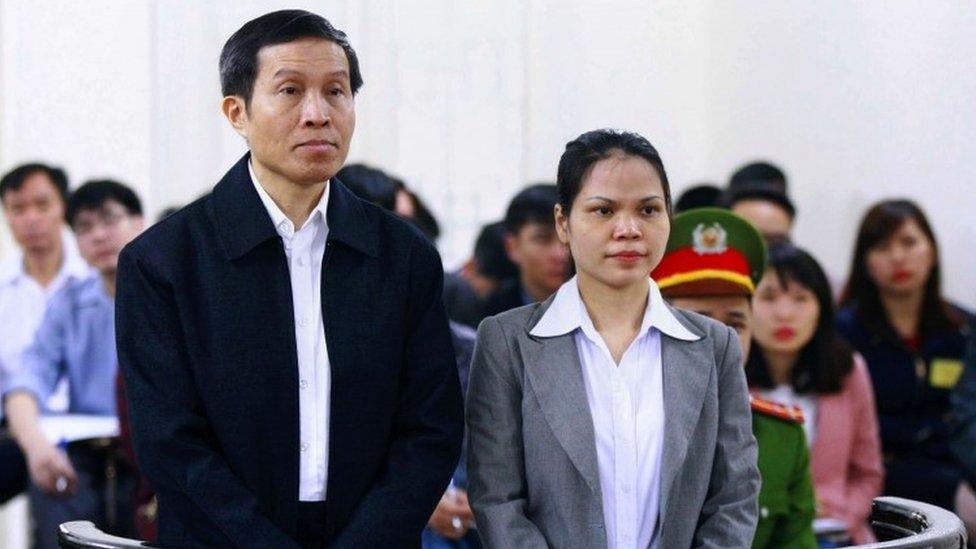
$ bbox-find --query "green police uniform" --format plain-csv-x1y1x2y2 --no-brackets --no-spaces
651,208,818,549
750,397,818,549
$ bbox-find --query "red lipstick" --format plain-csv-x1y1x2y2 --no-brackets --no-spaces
891,269,911,283
774,327,796,342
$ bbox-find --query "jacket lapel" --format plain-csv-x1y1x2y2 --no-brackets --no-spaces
519,303,602,498
658,330,711,524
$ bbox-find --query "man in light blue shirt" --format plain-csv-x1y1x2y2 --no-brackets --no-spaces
3,179,144,548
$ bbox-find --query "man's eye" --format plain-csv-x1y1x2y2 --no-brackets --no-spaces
595,207,612,216
282,87,298,95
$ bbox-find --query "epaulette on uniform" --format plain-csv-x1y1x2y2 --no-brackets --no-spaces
750,395,805,424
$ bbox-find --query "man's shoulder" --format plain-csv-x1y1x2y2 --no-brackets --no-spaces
124,194,214,263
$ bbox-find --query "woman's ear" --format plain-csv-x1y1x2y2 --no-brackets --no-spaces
554,204,571,244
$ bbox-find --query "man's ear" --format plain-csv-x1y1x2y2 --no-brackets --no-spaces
221,96,249,139
504,232,520,264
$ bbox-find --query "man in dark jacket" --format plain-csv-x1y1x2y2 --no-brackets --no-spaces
115,10,462,548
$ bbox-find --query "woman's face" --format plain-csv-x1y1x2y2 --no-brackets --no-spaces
751,269,820,356
865,219,936,297
555,151,670,292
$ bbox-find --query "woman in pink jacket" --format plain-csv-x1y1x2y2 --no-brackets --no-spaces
747,241,884,544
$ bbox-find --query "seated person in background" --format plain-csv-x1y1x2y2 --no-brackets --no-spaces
729,161,789,195
725,160,794,242
482,183,570,317
673,183,722,213
951,317,976,497
749,240,883,545
838,199,975,540
2,180,144,548
0,163,89,505
443,221,518,329
652,207,817,549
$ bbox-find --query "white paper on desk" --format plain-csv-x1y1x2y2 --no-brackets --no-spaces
39,414,119,444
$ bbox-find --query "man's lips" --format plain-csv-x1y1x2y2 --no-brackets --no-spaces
296,139,338,151
774,327,796,341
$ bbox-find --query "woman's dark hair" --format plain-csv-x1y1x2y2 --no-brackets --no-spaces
473,221,518,281
556,129,671,215
747,241,853,394
219,9,363,106
840,199,962,342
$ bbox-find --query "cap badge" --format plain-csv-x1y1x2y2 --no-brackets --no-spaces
692,222,728,255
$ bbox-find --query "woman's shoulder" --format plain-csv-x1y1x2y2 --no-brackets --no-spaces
477,302,546,340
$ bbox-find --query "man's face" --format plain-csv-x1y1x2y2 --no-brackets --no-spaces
731,199,792,242
2,172,65,254
72,201,143,276
669,294,753,359
224,37,356,185
506,222,570,298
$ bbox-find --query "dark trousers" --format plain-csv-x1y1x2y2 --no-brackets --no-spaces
28,440,135,549
0,438,28,504
297,501,328,549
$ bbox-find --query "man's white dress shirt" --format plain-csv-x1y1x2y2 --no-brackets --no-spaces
531,276,699,549
0,231,90,416
250,162,331,502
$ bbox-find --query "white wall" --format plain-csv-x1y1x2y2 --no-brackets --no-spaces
0,0,973,311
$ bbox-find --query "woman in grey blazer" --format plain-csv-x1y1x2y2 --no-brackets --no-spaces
466,129,760,549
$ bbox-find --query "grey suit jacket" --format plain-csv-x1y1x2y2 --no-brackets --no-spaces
466,295,759,548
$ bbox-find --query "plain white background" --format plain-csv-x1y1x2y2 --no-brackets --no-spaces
1,1,975,544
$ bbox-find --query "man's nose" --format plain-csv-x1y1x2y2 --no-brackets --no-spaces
301,93,331,127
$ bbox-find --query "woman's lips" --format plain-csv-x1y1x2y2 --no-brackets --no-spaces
773,327,796,342
609,252,645,263
891,270,912,283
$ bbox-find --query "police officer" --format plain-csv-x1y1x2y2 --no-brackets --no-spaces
652,208,817,548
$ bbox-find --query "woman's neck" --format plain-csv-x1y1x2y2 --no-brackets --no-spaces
576,273,648,334
880,289,924,338
761,348,799,386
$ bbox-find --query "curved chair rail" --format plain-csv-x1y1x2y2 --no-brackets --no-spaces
58,521,149,548
856,496,967,549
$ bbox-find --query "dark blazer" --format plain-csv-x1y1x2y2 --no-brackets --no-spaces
836,302,972,510
116,154,464,548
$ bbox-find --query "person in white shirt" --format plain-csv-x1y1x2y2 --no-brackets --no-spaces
466,129,759,548
0,163,88,504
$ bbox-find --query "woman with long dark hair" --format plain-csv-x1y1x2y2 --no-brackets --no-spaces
466,129,759,548
748,241,883,544
838,199,974,537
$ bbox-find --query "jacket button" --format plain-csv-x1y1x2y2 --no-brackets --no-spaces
760,507,769,518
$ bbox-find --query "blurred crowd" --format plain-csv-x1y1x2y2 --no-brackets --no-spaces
0,155,974,548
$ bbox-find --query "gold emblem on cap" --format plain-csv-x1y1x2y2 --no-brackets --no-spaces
692,222,728,255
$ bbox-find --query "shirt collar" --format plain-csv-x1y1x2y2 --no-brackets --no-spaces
530,275,700,342
0,231,91,287
248,160,330,237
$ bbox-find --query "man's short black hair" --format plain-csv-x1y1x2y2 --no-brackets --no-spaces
725,187,797,219
503,183,559,235
219,9,363,106
473,221,518,281
729,161,788,194
66,180,143,227
337,164,398,211
0,163,69,204
556,129,671,216
675,183,722,213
